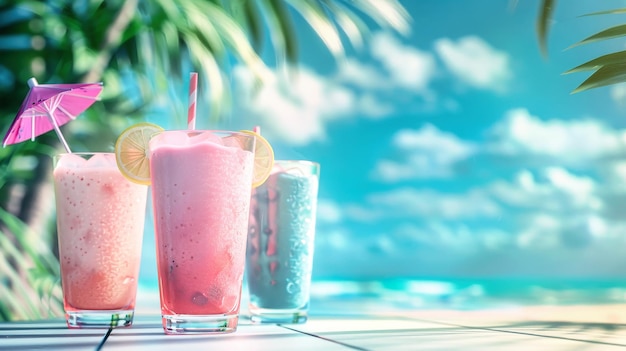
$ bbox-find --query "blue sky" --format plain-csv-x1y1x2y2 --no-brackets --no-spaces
146,0,626,281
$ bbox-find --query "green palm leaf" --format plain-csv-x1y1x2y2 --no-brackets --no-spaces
569,24,626,48
536,2,626,93
580,8,626,16
536,0,555,57
325,2,369,49
353,0,411,35
571,62,626,94
287,0,345,58
0,207,63,320
564,51,626,74
261,0,299,65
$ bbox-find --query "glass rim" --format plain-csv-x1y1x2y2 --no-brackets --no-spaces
54,152,115,161
55,152,114,156
148,130,256,152
52,152,119,168
156,129,255,136
274,160,320,168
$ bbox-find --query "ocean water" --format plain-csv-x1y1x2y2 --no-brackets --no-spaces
307,278,626,314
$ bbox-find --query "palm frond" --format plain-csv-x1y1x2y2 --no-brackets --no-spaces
564,51,626,74
349,0,411,35
135,0,271,121
233,0,265,52
535,1,626,94
254,0,411,63
536,0,555,57
580,8,626,16
260,0,299,65
0,208,63,321
568,24,626,48
571,62,626,94
324,2,370,50
287,0,345,58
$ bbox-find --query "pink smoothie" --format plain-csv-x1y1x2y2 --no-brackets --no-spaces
53,153,147,311
149,131,254,316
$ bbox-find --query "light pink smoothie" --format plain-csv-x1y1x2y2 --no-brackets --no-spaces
149,131,254,317
53,153,147,312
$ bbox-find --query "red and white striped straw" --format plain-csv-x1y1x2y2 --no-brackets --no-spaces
188,72,198,130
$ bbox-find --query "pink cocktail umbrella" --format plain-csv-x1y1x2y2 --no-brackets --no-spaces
2,77,103,153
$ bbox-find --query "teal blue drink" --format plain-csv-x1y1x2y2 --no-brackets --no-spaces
246,160,320,323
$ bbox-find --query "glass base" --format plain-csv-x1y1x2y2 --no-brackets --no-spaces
162,314,239,334
249,307,308,324
66,309,134,328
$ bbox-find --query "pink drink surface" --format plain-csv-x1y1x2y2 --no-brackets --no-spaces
53,153,147,311
149,131,254,315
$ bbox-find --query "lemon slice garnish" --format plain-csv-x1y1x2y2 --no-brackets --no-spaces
239,130,274,188
114,122,164,185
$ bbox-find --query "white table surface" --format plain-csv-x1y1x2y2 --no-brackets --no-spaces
3,304,626,350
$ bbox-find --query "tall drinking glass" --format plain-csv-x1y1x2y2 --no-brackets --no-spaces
246,160,320,323
53,152,147,328
149,130,255,334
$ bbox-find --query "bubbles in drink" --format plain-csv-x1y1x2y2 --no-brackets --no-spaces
53,153,147,311
286,280,302,294
191,292,209,306
246,161,319,310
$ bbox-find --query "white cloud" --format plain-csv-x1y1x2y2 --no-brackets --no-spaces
336,58,389,90
512,213,624,251
373,123,477,181
370,31,437,92
341,161,620,253
434,36,511,92
357,93,395,118
231,30,438,146
315,228,351,250
407,222,511,252
339,110,626,276
231,32,513,148
343,204,387,223
316,163,626,276
487,168,600,212
515,213,562,249
610,83,626,106
349,187,501,221
604,161,626,189
317,199,342,224
487,108,626,164
232,65,355,145
544,167,595,204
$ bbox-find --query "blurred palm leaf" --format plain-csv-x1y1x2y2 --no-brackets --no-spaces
536,0,555,57
536,0,626,93
0,207,62,320
257,0,410,65
581,8,626,16
1,0,411,127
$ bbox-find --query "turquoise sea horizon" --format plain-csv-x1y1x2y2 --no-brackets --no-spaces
135,276,626,317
